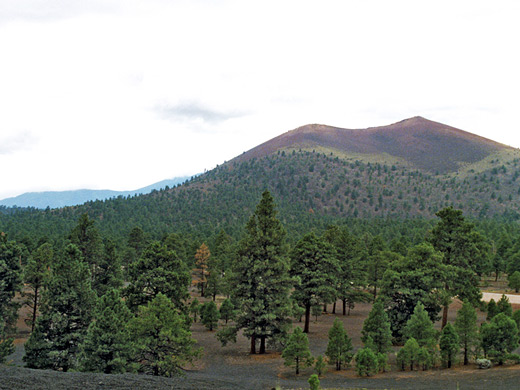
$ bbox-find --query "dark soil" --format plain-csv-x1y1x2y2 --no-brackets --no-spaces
2,299,520,390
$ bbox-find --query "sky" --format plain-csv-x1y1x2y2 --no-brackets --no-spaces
1,0,519,200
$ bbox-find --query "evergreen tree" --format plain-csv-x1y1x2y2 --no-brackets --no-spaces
439,323,459,368
281,327,313,375
98,238,123,296
508,271,520,293
189,298,200,323
0,234,22,363
314,355,326,376
361,299,392,354
428,207,489,328
219,298,235,324
22,242,52,332
325,318,353,370
129,293,201,376
291,232,338,333
487,298,499,320
79,289,135,374
23,244,96,371
397,337,420,371
497,294,513,317
127,226,147,258
380,243,446,341
355,347,378,377
194,243,210,297
125,241,190,312
322,225,366,316
403,302,438,349
200,301,220,331
69,213,104,294
454,300,478,365
481,312,519,365
226,191,292,354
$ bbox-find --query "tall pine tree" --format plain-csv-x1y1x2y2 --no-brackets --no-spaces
225,190,292,354
291,232,338,333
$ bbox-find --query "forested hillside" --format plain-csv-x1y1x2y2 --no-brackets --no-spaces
1,117,519,249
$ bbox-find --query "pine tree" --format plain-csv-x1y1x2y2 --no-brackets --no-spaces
314,355,326,376
281,327,314,375
454,300,478,365
219,298,235,324
129,293,201,376
69,213,104,294
189,298,200,323
397,337,420,371
22,242,52,332
23,244,97,371
487,298,499,320
79,289,135,374
481,312,519,365
508,271,520,293
497,294,513,317
403,302,438,349
325,318,353,370
94,238,123,297
439,323,459,368
380,243,446,341
429,207,489,328
355,347,378,376
194,243,210,297
225,190,292,354
361,299,392,354
0,234,22,363
125,241,190,312
291,232,338,333
200,301,220,331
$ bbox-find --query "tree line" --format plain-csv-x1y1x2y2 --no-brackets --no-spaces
1,191,520,377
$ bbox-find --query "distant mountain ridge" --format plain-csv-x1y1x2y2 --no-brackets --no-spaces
0,176,195,209
233,116,512,173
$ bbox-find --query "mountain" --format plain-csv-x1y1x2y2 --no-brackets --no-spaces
1,117,519,243
0,176,195,209
233,116,511,173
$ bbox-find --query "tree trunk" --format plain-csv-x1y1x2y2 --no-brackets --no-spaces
296,357,300,374
463,345,468,365
259,336,266,354
495,271,499,282
31,286,39,332
373,286,377,302
342,299,346,315
323,303,327,313
441,304,449,329
304,304,311,333
250,335,256,354
332,301,336,314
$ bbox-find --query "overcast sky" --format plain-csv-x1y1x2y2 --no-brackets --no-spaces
1,0,519,200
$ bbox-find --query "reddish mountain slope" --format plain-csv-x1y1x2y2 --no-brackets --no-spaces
233,117,511,173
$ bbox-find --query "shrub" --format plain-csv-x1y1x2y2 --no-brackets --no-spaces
308,374,320,390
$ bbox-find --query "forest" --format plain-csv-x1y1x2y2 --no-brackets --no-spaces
2,189,520,389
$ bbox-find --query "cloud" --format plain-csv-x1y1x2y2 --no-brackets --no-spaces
0,0,119,24
0,131,38,155
154,101,245,124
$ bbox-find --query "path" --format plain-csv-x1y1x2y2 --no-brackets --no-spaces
482,292,520,304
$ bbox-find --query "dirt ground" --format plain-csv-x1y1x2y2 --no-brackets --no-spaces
3,296,520,390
